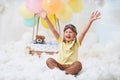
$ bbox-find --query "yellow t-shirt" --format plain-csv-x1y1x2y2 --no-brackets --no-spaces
57,37,81,65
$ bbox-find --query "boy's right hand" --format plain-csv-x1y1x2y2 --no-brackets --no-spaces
37,10,47,19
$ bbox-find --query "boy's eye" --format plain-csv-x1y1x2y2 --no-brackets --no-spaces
65,31,72,33
65,31,73,33
65,31,68,33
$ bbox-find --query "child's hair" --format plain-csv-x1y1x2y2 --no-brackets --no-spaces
64,24,77,35
63,24,77,42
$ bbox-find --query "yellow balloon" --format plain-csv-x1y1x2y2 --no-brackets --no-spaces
41,14,56,29
55,2,73,21
18,3,34,18
68,0,83,13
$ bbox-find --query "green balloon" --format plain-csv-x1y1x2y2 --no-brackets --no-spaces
23,16,39,28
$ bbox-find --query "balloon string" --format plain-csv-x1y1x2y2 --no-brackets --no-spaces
54,15,57,30
57,18,61,35
36,16,40,36
32,14,36,41
54,14,61,35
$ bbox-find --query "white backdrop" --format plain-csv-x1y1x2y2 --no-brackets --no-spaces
0,0,120,80
0,0,120,44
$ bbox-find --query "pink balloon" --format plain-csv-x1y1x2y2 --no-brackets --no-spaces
25,0,42,13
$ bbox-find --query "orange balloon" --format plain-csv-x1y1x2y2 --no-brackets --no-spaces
42,0,62,14
55,2,73,21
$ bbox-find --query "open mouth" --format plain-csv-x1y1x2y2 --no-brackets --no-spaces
65,36,71,39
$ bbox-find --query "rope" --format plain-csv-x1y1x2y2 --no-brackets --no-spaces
36,16,40,36
57,18,61,35
32,14,36,41
54,14,61,35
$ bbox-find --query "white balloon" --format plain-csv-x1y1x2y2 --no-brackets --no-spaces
94,0,105,7
90,0,105,7
0,4,5,13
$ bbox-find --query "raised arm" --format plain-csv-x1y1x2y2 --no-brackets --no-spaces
44,16,60,40
36,10,60,40
78,11,101,43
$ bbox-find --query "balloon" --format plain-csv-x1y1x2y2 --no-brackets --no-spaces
23,16,38,28
42,0,62,14
18,3,34,18
55,2,73,21
41,14,56,29
68,0,83,13
25,0,42,13
94,0,105,7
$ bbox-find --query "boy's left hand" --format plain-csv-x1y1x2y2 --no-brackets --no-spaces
89,11,101,22
36,10,47,19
